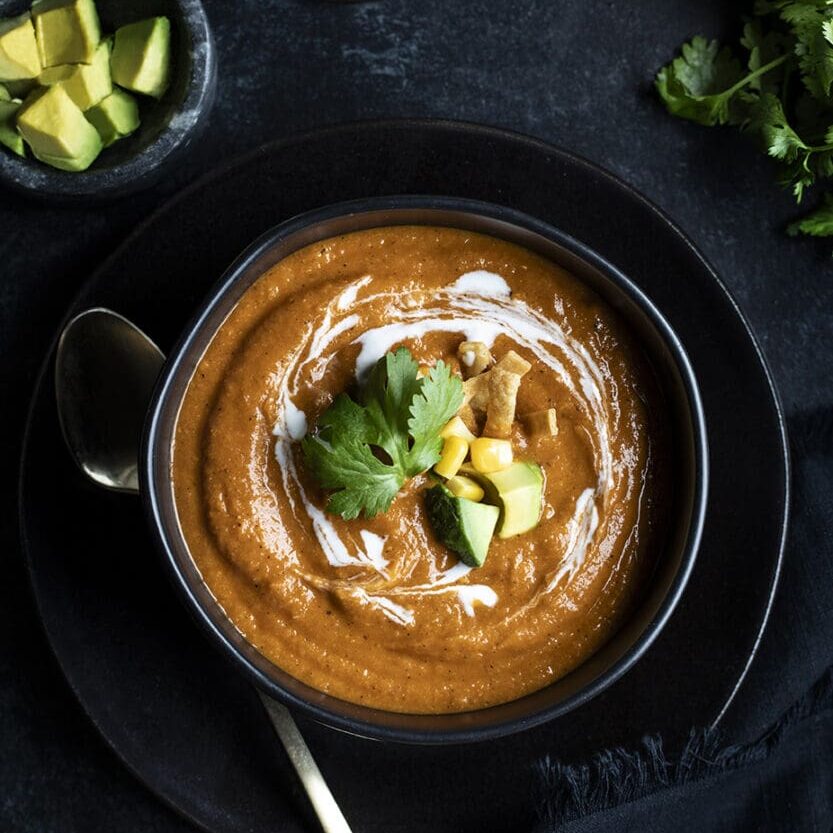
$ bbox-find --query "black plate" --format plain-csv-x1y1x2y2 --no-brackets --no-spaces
19,121,789,833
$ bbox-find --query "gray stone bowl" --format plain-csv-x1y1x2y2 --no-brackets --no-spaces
0,0,216,201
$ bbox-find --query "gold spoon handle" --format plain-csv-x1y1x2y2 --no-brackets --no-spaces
258,693,354,833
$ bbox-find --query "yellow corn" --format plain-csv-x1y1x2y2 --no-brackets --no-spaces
440,415,477,443
445,475,485,502
470,437,513,473
434,436,469,479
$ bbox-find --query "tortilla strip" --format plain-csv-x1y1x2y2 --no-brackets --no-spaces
463,349,531,412
523,407,558,437
498,349,531,377
457,341,493,378
484,367,522,438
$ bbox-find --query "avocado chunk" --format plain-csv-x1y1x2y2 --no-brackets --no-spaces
16,83,101,170
86,87,138,146
0,99,25,156
110,17,170,99
462,461,544,539
39,38,111,110
0,14,41,81
0,83,9,101
32,0,101,67
425,485,499,568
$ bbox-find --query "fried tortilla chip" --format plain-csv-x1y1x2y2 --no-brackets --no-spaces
463,349,532,413
484,367,522,438
463,373,490,410
523,407,558,437
457,341,492,378
498,349,531,377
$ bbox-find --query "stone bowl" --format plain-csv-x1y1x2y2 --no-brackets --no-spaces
0,0,215,201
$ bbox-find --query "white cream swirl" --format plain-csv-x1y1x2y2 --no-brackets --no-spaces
272,271,612,625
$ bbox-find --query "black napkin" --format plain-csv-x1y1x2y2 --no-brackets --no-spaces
534,408,833,831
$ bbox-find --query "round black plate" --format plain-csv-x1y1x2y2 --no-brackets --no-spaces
20,121,789,833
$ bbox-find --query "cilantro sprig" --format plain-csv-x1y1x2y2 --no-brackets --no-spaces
301,348,463,520
656,1,833,237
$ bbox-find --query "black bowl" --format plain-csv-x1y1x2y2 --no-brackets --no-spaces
0,0,215,200
142,196,709,744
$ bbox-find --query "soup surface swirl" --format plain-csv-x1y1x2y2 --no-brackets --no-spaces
172,226,667,713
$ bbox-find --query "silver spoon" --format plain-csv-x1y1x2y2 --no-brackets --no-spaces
55,307,353,833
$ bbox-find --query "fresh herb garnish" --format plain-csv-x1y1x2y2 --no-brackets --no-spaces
301,348,464,520
656,1,833,236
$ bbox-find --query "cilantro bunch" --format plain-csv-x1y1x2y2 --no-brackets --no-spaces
301,348,464,520
656,0,833,237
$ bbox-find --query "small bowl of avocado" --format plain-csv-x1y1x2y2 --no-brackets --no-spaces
0,0,215,200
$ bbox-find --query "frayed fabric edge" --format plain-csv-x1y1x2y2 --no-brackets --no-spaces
535,666,833,828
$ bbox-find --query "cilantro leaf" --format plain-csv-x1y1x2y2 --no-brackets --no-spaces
742,20,792,93
655,33,792,128
301,348,463,520
653,3,833,223
787,191,833,235
751,93,810,161
781,3,833,102
362,348,425,473
655,36,747,126
302,430,405,520
407,360,466,474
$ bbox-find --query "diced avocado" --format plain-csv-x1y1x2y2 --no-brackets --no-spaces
0,14,41,81
32,0,101,67
110,17,170,99
38,38,111,110
425,485,499,568
37,64,73,85
0,99,25,156
86,87,138,146
16,83,101,170
31,146,97,170
0,83,9,101
461,461,544,539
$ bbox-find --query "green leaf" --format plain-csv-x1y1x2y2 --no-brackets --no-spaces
317,394,376,445
362,348,423,469
656,36,747,126
302,434,404,520
656,2,833,212
780,3,833,102
406,361,464,476
751,93,810,160
787,190,833,234
301,348,463,519
742,20,792,92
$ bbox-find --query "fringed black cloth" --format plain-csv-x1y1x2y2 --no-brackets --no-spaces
535,408,833,833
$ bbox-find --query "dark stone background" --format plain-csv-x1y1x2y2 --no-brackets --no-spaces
1,1,831,831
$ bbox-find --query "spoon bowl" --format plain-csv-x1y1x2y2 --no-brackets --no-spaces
55,308,165,493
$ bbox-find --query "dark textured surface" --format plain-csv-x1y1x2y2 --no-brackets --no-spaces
17,125,787,833
1,1,831,832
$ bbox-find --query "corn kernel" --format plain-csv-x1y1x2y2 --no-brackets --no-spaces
440,415,477,443
445,475,485,502
470,437,513,473
434,436,469,479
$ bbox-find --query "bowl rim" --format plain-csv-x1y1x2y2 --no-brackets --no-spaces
0,0,216,201
141,194,709,745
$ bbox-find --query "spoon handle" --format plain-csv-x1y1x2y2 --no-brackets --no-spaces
258,692,354,833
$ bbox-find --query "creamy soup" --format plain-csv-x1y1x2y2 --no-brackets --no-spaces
172,226,668,713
